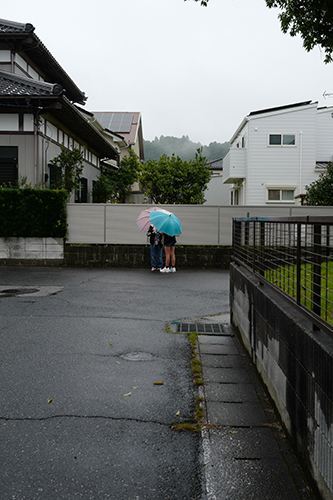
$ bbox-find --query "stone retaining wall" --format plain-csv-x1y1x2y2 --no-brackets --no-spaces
230,263,333,500
0,241,232,269
64,244,232,269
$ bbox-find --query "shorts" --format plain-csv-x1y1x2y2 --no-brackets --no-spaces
164,242,175,247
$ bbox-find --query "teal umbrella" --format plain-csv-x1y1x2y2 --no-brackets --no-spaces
149,211,182,236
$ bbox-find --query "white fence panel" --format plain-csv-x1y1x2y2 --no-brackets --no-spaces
170,205,219,245
67,205,106,243
66,204,333,246
105,204,149,244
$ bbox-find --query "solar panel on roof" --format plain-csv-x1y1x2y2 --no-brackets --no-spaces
96,113,133,133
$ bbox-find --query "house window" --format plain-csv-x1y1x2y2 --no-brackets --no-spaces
268,134,296,146
75,177,88,203
0,146,18,186
48,163,60,188
267,187,295,203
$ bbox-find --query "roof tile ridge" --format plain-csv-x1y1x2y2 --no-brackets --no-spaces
0,69,63,95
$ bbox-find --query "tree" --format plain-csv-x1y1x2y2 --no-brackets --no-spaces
92,173,113,203
144,135,229,162
187,0,333,63
92,149,141,203
265,0,333,63
304,163,333,205
50,147,84,197
139,149,211,204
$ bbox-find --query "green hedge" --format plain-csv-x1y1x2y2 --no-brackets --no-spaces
0,188,67,238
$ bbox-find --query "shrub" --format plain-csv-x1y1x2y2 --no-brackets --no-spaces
0,187,67,237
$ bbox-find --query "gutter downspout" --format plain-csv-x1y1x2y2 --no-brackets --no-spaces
33,109,42,186
299,131,303,195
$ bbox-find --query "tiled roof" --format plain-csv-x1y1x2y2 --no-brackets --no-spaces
0,72,117,160
0,18,86,104
0,19,34,34
207,157,224,169
0,70,63,96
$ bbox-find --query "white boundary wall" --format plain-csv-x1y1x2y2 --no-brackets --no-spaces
66,204,333,246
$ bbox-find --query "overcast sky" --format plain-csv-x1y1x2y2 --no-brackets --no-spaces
3,0,333,144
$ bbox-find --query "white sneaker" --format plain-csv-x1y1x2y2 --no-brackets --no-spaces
170,267,176,273
160,267,170,273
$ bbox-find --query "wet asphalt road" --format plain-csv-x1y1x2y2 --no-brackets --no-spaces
0,266,229,499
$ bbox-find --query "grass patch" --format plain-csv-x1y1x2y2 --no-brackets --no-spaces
172,331,206,433
265,260,333,326
172,332,205,432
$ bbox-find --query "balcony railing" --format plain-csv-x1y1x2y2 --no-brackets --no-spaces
232,216,333,336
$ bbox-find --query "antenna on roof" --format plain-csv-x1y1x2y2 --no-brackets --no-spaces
323,91,333,99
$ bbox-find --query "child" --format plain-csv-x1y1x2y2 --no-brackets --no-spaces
147,225,163,271
160,233,177,273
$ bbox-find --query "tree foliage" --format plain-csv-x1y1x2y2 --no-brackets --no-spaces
92,149,141,203
144,135,229,162
304,163,333,205
92,173,114,203
50,147,84,197
139,149,211,204
265,0,333,63
187,0,333,63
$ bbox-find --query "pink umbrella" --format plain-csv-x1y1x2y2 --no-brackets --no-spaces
136,207,171,232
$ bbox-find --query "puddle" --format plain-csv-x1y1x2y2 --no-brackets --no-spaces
0,286,63,298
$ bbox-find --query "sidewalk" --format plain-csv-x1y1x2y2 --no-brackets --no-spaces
175,314,317,500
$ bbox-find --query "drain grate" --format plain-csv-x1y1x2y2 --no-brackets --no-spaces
177,323,224,334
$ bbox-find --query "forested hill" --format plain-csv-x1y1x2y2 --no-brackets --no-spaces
143,135,230,162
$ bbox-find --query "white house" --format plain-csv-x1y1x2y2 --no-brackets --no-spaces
222,101,333,205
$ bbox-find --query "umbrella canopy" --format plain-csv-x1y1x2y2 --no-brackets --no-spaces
136,207,171,232
149,211,182,236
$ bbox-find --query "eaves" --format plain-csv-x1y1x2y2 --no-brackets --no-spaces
0,94,118,160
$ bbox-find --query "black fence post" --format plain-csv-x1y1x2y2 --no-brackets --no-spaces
296,223,301,305
313,224,322,329
259,221,265,277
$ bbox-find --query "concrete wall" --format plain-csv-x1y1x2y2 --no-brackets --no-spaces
230,263,333,500
0,237,64,265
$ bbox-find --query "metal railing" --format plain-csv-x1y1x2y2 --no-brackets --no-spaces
232,216,333,336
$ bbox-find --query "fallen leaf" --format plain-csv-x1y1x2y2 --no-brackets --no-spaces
154,382,164,385
176,411,180,416
109,343,113,346
132,386,138,389
228,430,238,434
48,398,53,404
116,361,120,364
123,392,132,397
